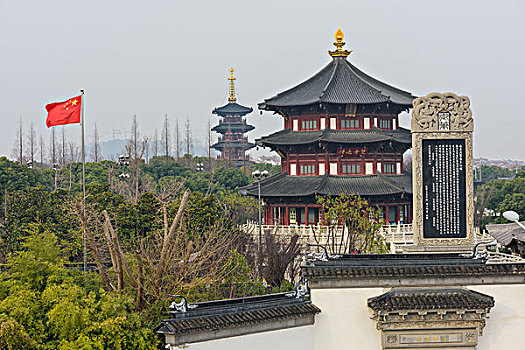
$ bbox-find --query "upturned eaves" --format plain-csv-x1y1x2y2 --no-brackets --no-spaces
257,127,411,147
213,102,253,116
240,172,412,198
259,59,415,109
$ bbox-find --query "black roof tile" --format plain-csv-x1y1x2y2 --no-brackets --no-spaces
257,127,411,147
486,221,525,246
301,253,525,279
212,140,255,151
368,288,495,312
260,59,415,109
213,102,253,116
155,292,320,335
240,173,412,198
212,123,255,134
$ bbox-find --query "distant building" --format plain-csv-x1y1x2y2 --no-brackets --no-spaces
211,68,255,167
486,221,525,257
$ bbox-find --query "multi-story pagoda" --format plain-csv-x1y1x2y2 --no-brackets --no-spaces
211,68,255,166
243,29,415,226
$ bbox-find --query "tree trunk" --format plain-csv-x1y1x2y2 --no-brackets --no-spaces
78,207,113,291
135,250,144,309
156,190,190,282
103,210,137,288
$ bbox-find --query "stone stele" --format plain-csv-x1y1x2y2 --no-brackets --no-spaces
410,92,474,251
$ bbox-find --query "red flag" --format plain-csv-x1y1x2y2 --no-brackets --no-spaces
46,95,82,128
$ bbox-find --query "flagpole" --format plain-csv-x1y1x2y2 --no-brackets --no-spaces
80,89,87,272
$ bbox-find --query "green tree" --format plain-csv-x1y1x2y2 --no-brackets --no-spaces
317,194,387,254
476,176,525,226
183,172,213,193
217,190,257,224
213,167,250,190
0,228,158,349
0,314,35,350
0,157,51,213
4,188,78,254
475,165,518,181
498,193,525,221
142,157,191,181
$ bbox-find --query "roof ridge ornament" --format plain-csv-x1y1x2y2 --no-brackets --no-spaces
228,67,237,103
328,28,352,60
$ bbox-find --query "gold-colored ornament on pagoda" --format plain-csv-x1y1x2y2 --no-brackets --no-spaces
328,28,352,59
228,67,237,102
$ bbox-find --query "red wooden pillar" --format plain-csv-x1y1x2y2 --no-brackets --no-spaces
385,205,390,225
305,206,309,225
285,205,289,225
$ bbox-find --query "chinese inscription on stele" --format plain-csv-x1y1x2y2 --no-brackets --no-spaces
422,139,466,238
411,92,474,250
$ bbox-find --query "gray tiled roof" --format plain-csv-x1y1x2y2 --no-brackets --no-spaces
259,59,415,109
486,221,525,246
212,139,255,151
301,256,525,280
213,102,253,116
155,293,320,336
241,172,412,197
211,123,255,134
367,288,495,312
257,127,411,147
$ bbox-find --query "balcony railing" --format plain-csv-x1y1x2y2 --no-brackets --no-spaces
239,222,495,254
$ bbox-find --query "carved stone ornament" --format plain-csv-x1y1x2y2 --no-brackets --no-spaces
412,92,473,132
371,307,490,348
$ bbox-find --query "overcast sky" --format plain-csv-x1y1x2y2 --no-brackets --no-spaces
1,0,524,160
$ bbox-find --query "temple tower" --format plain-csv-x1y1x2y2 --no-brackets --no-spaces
211,68,255,166
243,29,415,226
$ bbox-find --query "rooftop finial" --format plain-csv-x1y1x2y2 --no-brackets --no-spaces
228,67,236,103
328,28,352,60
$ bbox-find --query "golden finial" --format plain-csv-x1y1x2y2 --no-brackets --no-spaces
228,67,236,102
328,28,352,59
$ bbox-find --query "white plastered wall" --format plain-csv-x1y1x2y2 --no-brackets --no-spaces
311,288,383,350
185,325,314,350
309,284,525,350
167,283,525,350
468,284,525,350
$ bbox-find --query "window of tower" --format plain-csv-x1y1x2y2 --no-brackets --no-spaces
341,163,362,174
301,120,318,130
340,118,360,129
379,119,392,129
300,164,316,175
382,163,395,174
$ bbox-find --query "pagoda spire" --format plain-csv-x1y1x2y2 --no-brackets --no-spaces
228,67,237,103
328,28,352,60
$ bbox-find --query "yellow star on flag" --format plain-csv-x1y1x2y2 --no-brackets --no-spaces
71,99,78,106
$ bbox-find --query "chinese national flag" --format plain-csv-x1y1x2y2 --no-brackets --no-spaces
46,95,82,128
